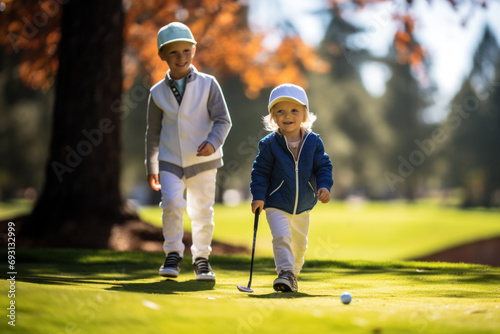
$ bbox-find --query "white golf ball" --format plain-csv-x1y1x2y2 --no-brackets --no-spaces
340,292,352,305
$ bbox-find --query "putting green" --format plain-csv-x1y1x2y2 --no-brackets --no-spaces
2,249,499,334
2,201,500,333
140,202,500,261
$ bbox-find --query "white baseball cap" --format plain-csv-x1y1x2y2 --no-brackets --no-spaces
268,84,309,112
157,22,197,51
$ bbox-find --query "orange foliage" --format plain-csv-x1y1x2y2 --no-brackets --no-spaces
1,0,484,95
0,0,61,92
0,0,329,97
124,0,329,97
393,14,428,84
329,0,430,83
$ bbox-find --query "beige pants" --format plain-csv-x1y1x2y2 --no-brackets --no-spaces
266,208,310,276
159,169,217,262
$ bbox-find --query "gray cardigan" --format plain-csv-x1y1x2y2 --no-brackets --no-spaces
145,65,231,178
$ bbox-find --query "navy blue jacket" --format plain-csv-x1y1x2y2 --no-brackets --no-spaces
250,131,333,215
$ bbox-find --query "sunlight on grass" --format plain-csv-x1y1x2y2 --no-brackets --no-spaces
138,201,500,261
3,249,500,334
0,200,33,220
2,199,500,262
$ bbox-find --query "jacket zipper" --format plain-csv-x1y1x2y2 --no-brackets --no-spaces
293,160,299,215
284,132,310,215
308,182,316,197
269,180,284,197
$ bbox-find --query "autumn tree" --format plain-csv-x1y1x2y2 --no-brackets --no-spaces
19,0,130,245
0,0,495,247
0,0,329,247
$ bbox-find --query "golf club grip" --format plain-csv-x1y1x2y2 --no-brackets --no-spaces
251,208,259,255
254,207,260,229
247,208,259,288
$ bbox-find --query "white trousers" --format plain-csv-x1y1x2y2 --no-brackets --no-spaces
159,169,217,262
266,208,310,276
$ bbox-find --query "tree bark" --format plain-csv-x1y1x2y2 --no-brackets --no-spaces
23,0,135,239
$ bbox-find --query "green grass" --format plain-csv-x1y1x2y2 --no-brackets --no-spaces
2,249,499,334
140,201,500,261
0,200,32,221
2,201,500,332
4,199,500,261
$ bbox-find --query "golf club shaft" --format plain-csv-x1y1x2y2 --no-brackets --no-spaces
248,208,260,288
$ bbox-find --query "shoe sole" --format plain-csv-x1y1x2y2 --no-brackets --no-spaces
273,278,297,292
273,283,291,292
159,268,179,278
195,272,216,281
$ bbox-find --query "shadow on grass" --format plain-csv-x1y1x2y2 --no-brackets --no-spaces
298,259,500,286
16,248,500,297
17,248,164,286
248,292,332,299
15,249,273,289
107,279,216,295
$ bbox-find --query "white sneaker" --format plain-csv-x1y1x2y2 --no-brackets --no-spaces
193,257,216,280
273,270,298,292
159,252,182,278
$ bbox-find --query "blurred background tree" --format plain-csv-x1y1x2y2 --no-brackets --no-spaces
441,27,500,207
0,0,499,244
2,0,131,242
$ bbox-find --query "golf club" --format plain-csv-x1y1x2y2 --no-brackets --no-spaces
237,208,260,293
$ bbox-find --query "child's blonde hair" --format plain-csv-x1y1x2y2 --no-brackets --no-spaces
263,105,317,132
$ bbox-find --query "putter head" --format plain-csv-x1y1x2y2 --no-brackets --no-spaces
237,285,254,293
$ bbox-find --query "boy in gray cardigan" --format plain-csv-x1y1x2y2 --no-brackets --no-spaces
145,22,231,280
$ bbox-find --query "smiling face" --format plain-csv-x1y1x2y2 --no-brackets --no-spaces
159,41,196,79
270,101,307,140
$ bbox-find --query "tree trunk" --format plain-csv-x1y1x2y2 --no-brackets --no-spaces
22,0,135,241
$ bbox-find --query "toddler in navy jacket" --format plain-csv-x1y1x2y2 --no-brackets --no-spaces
250,84,333,292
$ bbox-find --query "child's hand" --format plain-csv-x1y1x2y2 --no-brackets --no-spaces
196,141,215,156
148,174,161,191
251,200,265,214
317,188,330,203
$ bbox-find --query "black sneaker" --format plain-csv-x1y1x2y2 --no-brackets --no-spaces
273,270,298,292
193,257,216,280
159,252,182,278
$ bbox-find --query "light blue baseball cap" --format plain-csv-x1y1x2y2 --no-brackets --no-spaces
157,22,197,51
268,84,309,111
